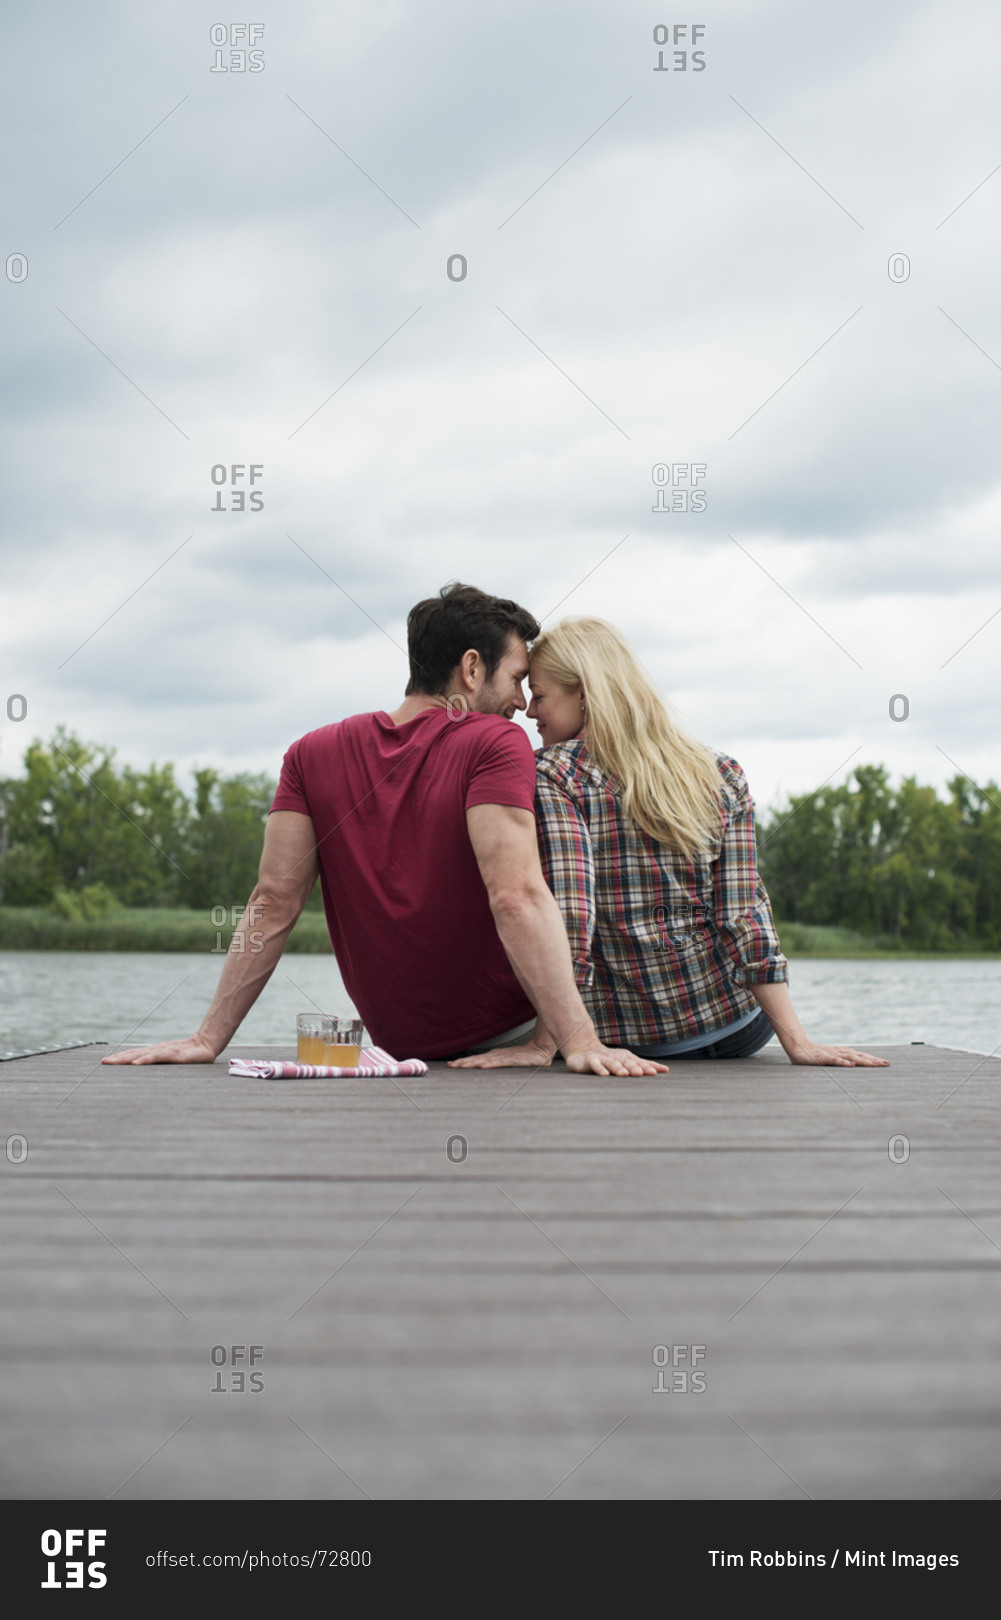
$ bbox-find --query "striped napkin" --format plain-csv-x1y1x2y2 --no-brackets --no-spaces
229,1046,428,1079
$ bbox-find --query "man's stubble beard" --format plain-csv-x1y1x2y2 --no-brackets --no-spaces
471,682,512,719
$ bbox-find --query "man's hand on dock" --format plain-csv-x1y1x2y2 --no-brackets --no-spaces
102,1036,217,1065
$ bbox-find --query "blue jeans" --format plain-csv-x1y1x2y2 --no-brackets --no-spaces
631,1009,775,1060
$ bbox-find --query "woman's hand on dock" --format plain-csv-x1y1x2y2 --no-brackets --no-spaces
785,1040,890,1067
748,987,891,1068
565,1045,669,1076
101,1035,218,1065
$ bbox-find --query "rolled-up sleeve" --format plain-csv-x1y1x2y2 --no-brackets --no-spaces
714,761,788,985
534,766,596,989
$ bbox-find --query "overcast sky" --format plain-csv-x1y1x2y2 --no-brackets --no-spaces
2,0,1000,815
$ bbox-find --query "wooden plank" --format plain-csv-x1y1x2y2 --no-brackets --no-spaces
1,1043,999,1499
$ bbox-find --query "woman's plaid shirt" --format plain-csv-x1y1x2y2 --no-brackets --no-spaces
534,742,788,1046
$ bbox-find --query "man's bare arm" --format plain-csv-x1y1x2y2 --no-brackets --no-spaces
466,803,667,1077
102,811,319,1065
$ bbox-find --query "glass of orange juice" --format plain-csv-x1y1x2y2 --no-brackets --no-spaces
323,1016,364,1068
296,1014,325,1065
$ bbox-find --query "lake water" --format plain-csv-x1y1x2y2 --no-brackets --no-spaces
2,951,1000,1059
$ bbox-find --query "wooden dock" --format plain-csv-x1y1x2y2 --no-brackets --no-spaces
1,1042,999,1500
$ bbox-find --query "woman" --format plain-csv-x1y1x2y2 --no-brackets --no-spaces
453,617,888,1070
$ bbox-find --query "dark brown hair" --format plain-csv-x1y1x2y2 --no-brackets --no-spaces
405,582,540,696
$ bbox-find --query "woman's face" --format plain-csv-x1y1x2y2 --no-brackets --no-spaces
527,661,585,746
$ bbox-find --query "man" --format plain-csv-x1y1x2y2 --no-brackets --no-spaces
105,583,666,1076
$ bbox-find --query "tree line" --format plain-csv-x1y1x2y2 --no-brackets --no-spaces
758,763,1001,949
0,729,280,913
2,733,1000,948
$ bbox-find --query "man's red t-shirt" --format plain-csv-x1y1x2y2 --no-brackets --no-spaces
270,708,537,1057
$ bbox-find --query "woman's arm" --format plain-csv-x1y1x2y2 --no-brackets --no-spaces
713,760,789,989
533,768,597,981
749,981,889,1068
714,761,888,1067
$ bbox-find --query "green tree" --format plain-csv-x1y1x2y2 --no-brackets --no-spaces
759,765,977,948
0,729,188,906
181,767,276,911
950,773,1001,948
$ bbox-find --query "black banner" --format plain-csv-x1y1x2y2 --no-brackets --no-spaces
3,1499,995,1605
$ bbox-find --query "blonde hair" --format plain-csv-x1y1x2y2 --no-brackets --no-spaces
531,617,722,855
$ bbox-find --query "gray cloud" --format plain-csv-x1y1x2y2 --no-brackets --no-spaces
2,0,1000,812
